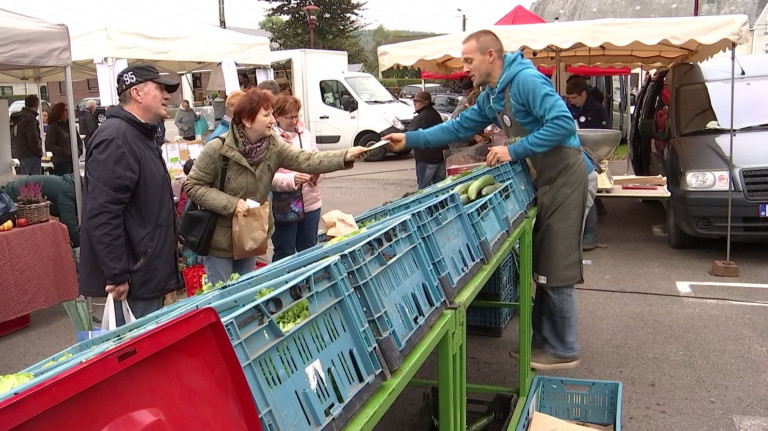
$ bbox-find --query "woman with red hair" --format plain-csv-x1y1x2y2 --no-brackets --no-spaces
184,88,367,283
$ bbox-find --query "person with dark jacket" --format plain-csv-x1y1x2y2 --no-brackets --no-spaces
79,63,181,325
11,95,43,175
46,102,83,176
4,174,79,247
174,100,196,140
409,91,445,189
80,99,100,146
566,78,608,130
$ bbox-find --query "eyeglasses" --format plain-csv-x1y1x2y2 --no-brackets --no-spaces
280,114,301,121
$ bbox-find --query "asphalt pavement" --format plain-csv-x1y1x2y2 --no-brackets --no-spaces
2,157,767,430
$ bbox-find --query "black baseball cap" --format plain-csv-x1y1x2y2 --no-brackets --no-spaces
116,64,180,95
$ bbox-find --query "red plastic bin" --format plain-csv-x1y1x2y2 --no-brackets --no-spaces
0,308,261,431
182,265,206,297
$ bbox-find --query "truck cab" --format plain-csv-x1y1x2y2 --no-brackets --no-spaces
271,50,414,161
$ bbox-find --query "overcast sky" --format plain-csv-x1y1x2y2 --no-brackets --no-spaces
4,0,533,34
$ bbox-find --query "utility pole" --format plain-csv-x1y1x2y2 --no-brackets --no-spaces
693,0,699,16
457,8,466,31
219,0,226,28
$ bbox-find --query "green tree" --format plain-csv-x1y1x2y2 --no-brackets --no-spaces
265,0,367,62
258,16,286,48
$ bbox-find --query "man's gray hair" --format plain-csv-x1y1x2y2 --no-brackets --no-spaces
118,81,151,106
86,99,98,110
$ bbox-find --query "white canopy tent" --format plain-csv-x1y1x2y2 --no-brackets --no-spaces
377,15,750,73
0,9,81,219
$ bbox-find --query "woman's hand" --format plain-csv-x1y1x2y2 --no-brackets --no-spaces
294,173,311,186
234,199,249,216
344,146,368,162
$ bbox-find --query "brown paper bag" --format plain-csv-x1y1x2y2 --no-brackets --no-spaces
232,201,270,260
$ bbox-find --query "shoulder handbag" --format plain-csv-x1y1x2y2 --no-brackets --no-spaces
178,151,230,256
272,131,305,223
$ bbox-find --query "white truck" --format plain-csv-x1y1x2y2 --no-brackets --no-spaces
269,49,414,161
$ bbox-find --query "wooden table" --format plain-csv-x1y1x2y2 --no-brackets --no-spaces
0,221,78,331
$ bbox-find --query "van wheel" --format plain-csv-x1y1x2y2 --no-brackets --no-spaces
667,204,694,249
393,148,412,156
359,132,386,162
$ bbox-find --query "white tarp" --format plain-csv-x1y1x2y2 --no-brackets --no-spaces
378,15,750,72
0,9,71,81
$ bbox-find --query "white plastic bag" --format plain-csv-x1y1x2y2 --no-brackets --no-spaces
101,294,136,330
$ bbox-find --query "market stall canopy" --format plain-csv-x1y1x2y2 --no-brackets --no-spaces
0,17,272,82
495,5,546,25
0,9,71,81
378,14,750,73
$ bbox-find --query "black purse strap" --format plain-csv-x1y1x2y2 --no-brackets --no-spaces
214,137,229,191
297,131,303,150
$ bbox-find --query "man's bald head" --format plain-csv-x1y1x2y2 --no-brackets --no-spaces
462,30,505,59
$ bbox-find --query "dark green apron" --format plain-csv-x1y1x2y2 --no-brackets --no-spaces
495,87,586,287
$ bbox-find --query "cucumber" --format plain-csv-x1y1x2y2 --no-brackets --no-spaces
453,182,472,195
460,194,470,205
481,183,504,197
467,175,495,201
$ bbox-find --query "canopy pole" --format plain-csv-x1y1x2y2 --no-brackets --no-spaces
64,66,82,224
726,44,736,263
625,74,631,174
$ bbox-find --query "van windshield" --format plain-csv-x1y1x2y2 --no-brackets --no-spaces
345,76,395,103
678,78,768,134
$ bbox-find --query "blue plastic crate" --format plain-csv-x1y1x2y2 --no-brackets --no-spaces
465,182,516,262
236,216,444,372
466,275,517,337
515,376,623,431
477,249,519,302
507,161,537,210
210,258,383,431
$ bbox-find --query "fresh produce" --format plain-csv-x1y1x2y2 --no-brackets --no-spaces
42,353,73,368
453,182,472,195
467,175,495,201
275,299,309,332
199,272,241,294
460,194,471,205
0,372,34,395
324,227,367,247
481,183,504,197
16,218,28,227
0,220,13,231
256,287,274,299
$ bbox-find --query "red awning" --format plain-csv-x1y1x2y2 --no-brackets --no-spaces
420,70,469,80
495,5,546,25
538,65,632,76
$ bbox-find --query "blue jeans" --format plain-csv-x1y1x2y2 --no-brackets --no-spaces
415,161,446,190
531,284,579,358
114,296,164,327
203,255,257,284
19,157,41,175
272,209,321,262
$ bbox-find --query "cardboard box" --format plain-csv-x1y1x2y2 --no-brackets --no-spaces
530,412,614,431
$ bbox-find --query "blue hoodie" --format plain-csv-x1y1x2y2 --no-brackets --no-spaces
406,51,594,172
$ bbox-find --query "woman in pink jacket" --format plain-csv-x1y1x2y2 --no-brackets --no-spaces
271,95,323,261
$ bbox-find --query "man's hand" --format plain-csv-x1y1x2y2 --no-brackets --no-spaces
344,146,368,162
105,281,129,301
294,173,311,186
487,146,513,167
383,133,406,152
235,199,249,216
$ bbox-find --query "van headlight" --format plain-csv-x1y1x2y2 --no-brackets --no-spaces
381,112,403,129
684,171,730,190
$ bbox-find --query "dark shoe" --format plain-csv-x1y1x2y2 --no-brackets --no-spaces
509,346,544,360
530,350,580,370
582,242,597,251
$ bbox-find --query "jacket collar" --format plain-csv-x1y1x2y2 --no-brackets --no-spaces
106,106,158,140
219,127,280,174
21,107,39,118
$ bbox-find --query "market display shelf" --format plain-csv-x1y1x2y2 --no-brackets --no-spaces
234,215,444,372
465,182,515,261
515,376,623,431
221,258,382,431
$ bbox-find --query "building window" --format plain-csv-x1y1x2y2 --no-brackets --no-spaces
705,0,716,5
86,78,99,90
58,82,67,95
0,86,12,96
192,73,202,89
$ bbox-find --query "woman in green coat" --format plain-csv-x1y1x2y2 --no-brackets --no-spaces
184,88,366,284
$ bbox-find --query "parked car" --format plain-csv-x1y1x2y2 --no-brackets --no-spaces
432,94,461,116
7,99,50,117
399,83,451,99
630,54,768,248
75,98,107,124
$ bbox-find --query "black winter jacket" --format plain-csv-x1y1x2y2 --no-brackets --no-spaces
11,107,42,159
46,120,83,163
79,106,180,299
409,104,446,163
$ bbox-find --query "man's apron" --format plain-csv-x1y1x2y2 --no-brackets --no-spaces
495,88,587,287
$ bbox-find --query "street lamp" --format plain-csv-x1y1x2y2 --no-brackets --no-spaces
303,4,321,49
457,8,466,32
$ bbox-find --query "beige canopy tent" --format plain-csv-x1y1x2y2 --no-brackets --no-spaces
0,9,82,219
377,15,750,73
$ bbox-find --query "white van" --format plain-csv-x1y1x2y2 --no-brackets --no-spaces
270,50,414,161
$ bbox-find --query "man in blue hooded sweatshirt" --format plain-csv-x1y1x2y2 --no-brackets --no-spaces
385,30,589,369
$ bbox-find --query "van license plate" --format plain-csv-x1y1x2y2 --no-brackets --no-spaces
761,204,767,218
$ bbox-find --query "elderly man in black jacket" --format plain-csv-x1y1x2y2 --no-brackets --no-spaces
79,64,181,324
409,91,445,189
11,95,43,175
